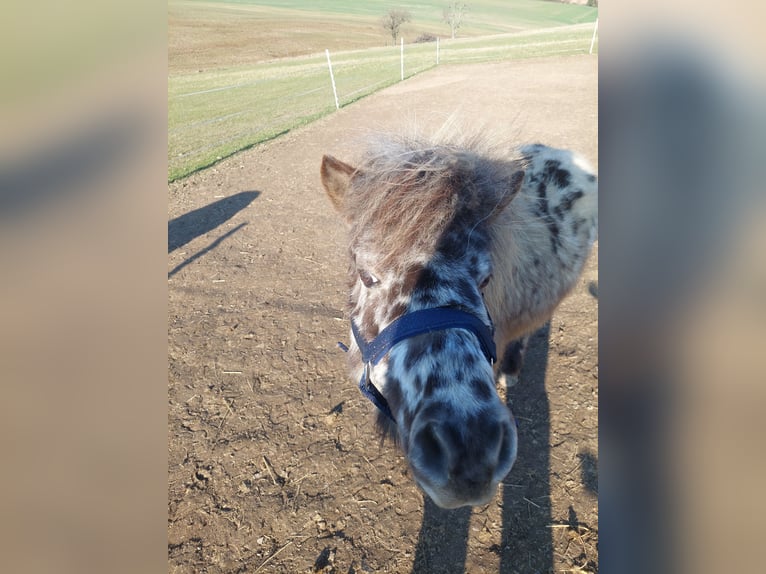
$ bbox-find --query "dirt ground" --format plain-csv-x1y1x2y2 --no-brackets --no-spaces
168,55,598,573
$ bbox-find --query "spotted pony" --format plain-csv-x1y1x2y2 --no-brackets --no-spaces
320,134,597,508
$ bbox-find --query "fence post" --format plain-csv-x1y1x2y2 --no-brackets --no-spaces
325,49,340,110
436,37,440,65
400,37,404,81
589,19,598,55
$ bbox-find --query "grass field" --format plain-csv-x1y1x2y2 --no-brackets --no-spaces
168,1,597,181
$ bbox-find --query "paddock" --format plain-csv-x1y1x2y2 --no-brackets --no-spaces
168,54,598,574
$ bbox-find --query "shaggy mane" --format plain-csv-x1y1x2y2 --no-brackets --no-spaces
342,134,523,271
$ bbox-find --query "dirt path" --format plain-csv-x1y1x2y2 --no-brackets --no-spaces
168,54,598,574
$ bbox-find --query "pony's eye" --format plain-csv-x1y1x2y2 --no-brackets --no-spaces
479,274,492,290
359,269,380,288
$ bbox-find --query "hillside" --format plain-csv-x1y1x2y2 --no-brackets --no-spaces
169,0,597,74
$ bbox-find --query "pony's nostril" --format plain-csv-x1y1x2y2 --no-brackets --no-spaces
413,423,448,478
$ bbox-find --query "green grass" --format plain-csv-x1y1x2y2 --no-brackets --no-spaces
169,1,597,182
439,24,598,63
168,47,425,181
191,0,596,33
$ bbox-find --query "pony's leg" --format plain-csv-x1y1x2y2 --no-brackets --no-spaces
496,335,530,387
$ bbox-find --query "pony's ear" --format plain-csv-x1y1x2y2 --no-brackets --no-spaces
320,155,356,214
490,169,525,220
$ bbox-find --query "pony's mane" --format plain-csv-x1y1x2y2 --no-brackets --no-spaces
343,134,522,270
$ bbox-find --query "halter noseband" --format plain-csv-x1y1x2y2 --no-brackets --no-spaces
338,307,497,422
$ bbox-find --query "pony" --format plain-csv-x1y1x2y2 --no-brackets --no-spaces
320,133,597,508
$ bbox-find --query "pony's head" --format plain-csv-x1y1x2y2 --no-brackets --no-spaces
320,137,525,508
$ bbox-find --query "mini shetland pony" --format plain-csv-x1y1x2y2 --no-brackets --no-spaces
320,134,597,508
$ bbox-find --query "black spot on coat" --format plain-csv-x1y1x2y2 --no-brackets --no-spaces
423,374,444,398
543,159,571,188
470,377,493,402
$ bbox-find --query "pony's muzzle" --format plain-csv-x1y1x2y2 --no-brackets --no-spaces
408,403,518,508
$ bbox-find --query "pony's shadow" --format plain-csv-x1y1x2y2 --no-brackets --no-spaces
411,323,552,574
168,191,259,277
168,191,260,252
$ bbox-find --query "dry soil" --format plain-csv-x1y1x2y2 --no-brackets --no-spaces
168,54,598,574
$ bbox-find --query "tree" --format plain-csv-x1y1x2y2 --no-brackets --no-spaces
381,9,411,45
443,2,468,40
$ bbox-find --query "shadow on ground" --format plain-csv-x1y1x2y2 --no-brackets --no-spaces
168,191,260,252
168,191,260,277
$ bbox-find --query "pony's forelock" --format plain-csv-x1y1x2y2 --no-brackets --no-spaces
343,131,524,272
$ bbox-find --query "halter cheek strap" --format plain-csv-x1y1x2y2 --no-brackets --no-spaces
338,307,497,422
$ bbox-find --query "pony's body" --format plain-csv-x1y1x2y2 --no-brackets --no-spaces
486,144,598,365
320,134,597,509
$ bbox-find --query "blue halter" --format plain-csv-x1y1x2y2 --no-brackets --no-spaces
338,307,497,422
